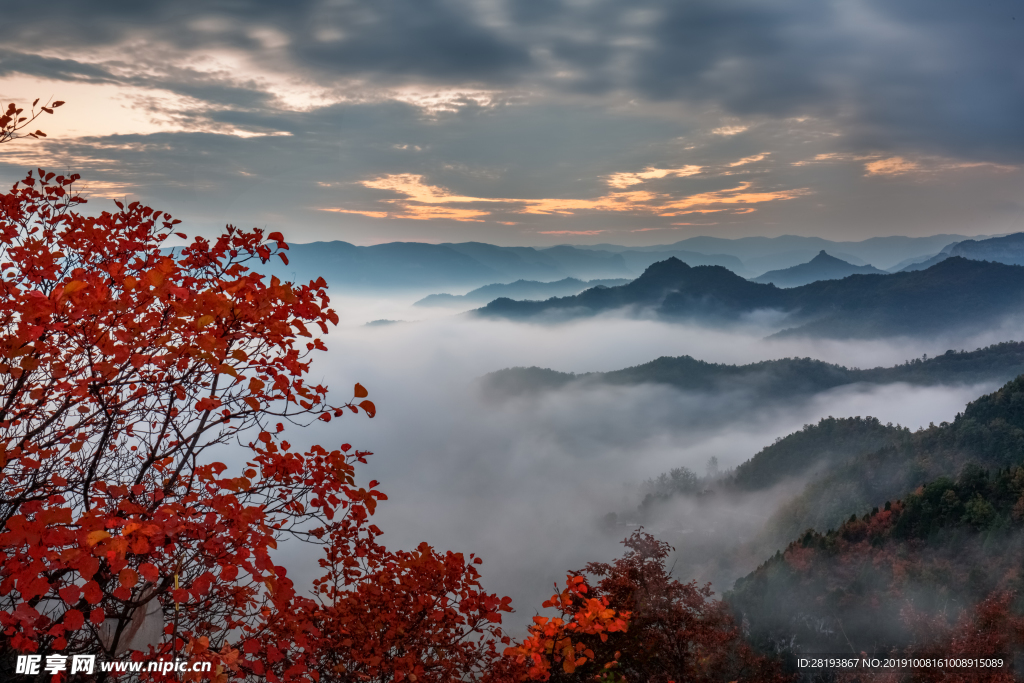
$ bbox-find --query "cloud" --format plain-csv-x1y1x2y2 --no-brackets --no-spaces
727,153,768,167
324,173,810,223
2,1,1023,245
605,165,702,188
863,156,920,176
0,0,1019,166
712,125,749,136
658,182,810,216
537,230,607,235
281,296,1022,628
863,156,1017,178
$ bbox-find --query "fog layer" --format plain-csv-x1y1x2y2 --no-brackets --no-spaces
281,296,1018,630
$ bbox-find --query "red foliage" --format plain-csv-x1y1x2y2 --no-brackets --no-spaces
893,591,1024,683
504,531,789,683
0,168,514,680
0,155,786,683
306,521,514,682
0,99,64,144
504,574,629,681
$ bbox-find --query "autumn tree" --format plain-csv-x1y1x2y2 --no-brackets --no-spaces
507,531,789,683
0,100,789,683
0,165,364,675
0,164,433,679
501,574,629,682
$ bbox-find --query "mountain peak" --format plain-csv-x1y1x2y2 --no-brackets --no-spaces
811,250,845,263
635,256,689,277
751,250,884,287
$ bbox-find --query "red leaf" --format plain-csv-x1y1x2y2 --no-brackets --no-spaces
63,609,84,631
139,563,159,583
58,585,81,604
118,567,138,588
83,581,103,605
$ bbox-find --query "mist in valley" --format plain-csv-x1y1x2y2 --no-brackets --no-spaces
272,293,1020,631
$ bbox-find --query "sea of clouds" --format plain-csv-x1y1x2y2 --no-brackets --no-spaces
270,293,1023,631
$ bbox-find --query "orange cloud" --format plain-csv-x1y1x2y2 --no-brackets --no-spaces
362,174,509,205
791,152,861,166
864,156,1016,177
658,182,810,216
793,152,1018,178
520,191,661,215
323,173,809,223
320,208,391,218
727,153,768,167
605,165,702,188
863,157,919,176
320,174,498,221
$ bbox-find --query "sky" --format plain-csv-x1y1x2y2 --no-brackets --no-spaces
1,0,1022,246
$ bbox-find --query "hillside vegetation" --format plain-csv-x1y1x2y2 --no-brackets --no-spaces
729,459,1024,657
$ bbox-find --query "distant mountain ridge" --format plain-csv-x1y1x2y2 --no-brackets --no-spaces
414,277,631,308
895,232,1024,272
751,250,885,287
248,233,1001,291
477,256,1024,338
267,240,636,291
949,231,1024,265
589,234,977,271
482,342,1024,402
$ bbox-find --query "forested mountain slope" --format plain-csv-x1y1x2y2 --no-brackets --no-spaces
730,460,1024,657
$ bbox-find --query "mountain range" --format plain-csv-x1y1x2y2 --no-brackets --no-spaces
266,240,635,291
262,240,742,292
242,232,1024,293
414,277,631,308
482,342,1024,403
897,231,1024,272
589,234,975,271
477,256,1024,338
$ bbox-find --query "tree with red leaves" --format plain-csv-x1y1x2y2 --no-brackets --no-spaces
0,167,515,681
510,531,789,683
502,573,630,682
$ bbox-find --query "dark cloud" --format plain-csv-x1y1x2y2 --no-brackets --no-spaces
0,50,117,84
1,0,1021,246
2,0,1021,161
291,0,531,83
